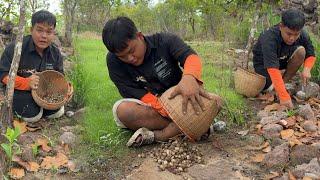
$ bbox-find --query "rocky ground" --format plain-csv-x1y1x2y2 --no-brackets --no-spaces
2,77,320,179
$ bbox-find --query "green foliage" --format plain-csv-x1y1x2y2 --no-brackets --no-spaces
286,109,296,117
1,127,21,162
70,35,131,147
309,33,320,82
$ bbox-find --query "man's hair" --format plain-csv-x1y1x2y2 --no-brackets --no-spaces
31,10,56,28
281,9,305,31
102,16,138,53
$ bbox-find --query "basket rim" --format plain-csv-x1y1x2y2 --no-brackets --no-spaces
236,67,266,80
31,70,68,108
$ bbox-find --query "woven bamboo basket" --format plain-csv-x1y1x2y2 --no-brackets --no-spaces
31,70,69,110
159,86,220,141
234,68,266,97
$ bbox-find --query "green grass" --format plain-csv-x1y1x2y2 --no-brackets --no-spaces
70,36,131,150
70,37,247,154
190,42,247,124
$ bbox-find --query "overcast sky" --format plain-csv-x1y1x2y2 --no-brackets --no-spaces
48,0,61,14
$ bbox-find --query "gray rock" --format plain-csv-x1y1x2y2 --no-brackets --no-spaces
296,90,306,100
285,83,297,95
290,145,318,165
269,137,286,147
59,132,77,147
257,110,269,119
65,111,75,118
260,116,280,125
213,121,226,132
302,121,318,132
311,142,320,151
246,134,265,147
20,147,35,162
305,82,320,98
298,104,315,120
263,143,289,168
292,158,320,179
273,111,288,119
262,124,283,139
188,159,245,180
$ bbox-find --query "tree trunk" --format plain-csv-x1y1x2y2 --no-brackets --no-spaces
244,0,262,69
0,0,25,176
64,0,77,47
0,0,26,133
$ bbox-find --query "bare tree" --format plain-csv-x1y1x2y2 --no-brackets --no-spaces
0,0,26,176
244,0,262,69
63,0,77,47
0,0,26,132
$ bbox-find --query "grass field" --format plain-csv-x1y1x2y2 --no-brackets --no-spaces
70,33,247,154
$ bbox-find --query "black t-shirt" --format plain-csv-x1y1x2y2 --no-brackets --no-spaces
253,24,315,69
0,35,63,83
107,33,196,99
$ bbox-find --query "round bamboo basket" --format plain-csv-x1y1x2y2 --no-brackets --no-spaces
159,86,220,141
234,68,266,97
31,70,69,110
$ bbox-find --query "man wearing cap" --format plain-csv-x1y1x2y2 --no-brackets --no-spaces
102,16,222,147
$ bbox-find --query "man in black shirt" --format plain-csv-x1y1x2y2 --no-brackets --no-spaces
103,17,222,147
0,10,71,122
253,9,316,108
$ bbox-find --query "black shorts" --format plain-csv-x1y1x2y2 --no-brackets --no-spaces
254,45,302,90
13,90,60,118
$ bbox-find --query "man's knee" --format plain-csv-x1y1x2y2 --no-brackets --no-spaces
292,46,306,63
22,108,43,123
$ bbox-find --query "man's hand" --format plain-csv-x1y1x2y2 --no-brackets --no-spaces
280,99,294,109
301,67,311,86
169,75,211,114
29,74,39,89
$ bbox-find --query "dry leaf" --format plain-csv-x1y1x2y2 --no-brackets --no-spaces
66,160,76,172
256,93,274,102
296,116,304,122
9,168,25,179
288,171,297,180
26,126,41,132
36,138,52,152
248,141,270,150
295,124,306,133
288,137,302,147
41,152,68,169
237,130,249,136
264,103,281,112
251,153,265,162
302,176,313,180
285,116,297,128
13,119,27,134
12,155,40,172
281,129,294,140
262,146,271,153
28,162,40,172
256,124,263,134
294,131,306,138
265,171,280,179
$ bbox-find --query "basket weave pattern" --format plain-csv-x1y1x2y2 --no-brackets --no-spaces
31,70,69,110
159,86,220,141
234,68,266,97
